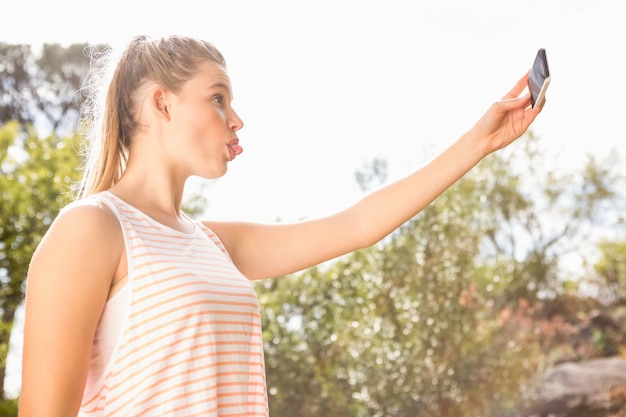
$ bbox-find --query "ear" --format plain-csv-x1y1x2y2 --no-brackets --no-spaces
150,86,171,120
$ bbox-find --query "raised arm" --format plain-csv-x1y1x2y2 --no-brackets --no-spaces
207,73,543,280
19,204,124,417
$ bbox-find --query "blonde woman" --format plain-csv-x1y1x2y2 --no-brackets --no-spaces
19,35,544,416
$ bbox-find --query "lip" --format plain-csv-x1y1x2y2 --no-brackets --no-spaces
227,138,243,161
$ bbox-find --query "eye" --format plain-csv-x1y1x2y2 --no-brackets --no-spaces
213,95,224,104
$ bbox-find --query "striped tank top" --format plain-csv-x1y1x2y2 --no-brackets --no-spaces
78,191,269,416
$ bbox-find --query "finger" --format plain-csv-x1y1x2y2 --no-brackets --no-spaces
519,93,532,109
497,94,531,111
502,70,531,100
522,96,545,124
536,97,547,111
525,95,546,113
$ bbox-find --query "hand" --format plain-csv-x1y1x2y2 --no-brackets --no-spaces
470,71,545,156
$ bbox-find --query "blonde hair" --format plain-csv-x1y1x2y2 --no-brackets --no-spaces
75,35,226,199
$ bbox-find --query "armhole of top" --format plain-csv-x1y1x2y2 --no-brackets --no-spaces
87,194,133,286
195,221,233,260
79,194,134,402
60,195,133,282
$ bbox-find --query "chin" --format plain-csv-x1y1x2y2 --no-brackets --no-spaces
197,166,228,180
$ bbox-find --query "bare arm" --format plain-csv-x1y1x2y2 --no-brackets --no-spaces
207,73,544,280
18,203,123,417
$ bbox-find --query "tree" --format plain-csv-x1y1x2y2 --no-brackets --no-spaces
594,240,626,303
0,122,82,399
473,133,625,304
255,133,625,417
0,41,93,409
0,42,96,135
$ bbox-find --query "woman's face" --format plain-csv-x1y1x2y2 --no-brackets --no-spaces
165,61,244,180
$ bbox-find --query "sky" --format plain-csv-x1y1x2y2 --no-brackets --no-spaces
2,0,625,398
3,0,625,222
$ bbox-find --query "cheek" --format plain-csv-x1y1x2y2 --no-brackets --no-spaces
174,108,226,151
179,116,212,144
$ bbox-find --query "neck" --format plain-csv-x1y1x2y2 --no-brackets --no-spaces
109,171,196,234
108,147,189,218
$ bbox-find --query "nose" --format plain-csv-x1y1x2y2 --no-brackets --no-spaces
229,108,244,132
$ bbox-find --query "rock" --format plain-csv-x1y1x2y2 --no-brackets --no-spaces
526,357,626,417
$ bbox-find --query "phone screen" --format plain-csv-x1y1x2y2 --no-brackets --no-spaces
528,48,551,108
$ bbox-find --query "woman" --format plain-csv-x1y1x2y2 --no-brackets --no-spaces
19,35,544,416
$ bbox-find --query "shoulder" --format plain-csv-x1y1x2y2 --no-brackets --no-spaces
26,195,124,307
55,196,122,237
33,196,124,266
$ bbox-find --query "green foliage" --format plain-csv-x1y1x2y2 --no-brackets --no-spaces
0,121,82,398
595,240,626,302
256,134,625,417
0,398,18,417
182,183,211,219
256,157,514,416
473,133,623,304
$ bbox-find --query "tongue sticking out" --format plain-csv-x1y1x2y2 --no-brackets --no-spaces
231,143,243,156
228,143,243,160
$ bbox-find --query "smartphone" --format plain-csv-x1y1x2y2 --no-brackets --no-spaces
528,48,551,108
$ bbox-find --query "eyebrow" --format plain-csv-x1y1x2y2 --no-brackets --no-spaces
207,81,234,100
209,81,231,93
